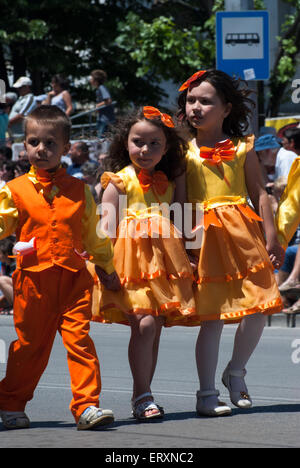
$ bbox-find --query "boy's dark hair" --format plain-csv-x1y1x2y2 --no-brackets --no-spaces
25,105,71,143
91,69,107,86
283,127,300,152
177,69,255,138
106,107,187,180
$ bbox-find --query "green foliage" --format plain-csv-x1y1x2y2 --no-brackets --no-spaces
116,12,204,81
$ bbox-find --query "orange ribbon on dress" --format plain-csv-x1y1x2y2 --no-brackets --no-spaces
143,106,175,128
200,139,236,188
138,169,169,196
200,139,236,166
192,201,263,233
178,70,207,92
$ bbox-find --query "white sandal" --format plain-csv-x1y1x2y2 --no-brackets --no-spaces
222,363,252,408
132,392,163,421
0,410,30,430
196,390,232,417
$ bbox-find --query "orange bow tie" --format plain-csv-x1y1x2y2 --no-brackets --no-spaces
143,106,175,128
35,167,67,200
200,139,236,166
179,70,207,92
138,169,169,196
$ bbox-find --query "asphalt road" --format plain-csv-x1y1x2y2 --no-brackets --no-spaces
1,316,300,449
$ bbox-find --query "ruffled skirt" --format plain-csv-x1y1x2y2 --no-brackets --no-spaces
91,214,196,327
186,202,282,324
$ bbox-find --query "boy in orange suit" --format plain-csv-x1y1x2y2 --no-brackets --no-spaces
0,105,120,430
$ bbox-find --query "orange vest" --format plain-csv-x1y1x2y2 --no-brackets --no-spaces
7,173,86,272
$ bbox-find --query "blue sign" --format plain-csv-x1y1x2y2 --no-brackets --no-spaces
216,11,269,80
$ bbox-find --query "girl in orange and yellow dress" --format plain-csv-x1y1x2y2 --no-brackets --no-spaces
90,107,195,421
177,69,284,417
276,151,300,249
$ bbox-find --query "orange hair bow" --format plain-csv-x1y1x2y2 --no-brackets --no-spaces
178,70,207,92
143,106,175,128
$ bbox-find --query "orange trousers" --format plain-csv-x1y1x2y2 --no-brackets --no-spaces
0,266,101,422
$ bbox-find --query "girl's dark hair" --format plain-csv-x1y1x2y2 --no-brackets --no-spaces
51,74,69,90
177,69,255,138
106,107,187,180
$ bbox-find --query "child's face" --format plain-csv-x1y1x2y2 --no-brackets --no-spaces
185,81,232,133
24,121,70,172
127,120,168,173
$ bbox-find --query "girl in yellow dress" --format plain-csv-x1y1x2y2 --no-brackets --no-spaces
276,152,300,249
177,69,284,416
91,106,195,421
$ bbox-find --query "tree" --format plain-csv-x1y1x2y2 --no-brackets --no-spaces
266,0,300,116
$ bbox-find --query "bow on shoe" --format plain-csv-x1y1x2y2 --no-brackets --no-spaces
138,169,169,196
178,70,207,92
143,106,175,128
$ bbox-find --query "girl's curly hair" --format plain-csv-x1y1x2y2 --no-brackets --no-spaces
177,69,255,138
105,107,187,180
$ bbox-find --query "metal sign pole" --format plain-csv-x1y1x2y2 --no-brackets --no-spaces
224,0,259,135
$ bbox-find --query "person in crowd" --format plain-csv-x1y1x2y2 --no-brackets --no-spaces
0,161,15,189
0,105,119,430
255,134,282,186
8,77,36,140
0,146,12,163
0,236,16,315
91,106,196,421
276,133,300,313
42,74,73,116
14,159,31,177
0,103,9,144
177,69,284,417
67,141,90,178
81,160,99,201
89,69,115,138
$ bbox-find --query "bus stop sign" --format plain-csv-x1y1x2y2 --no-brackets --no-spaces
216,11,269,80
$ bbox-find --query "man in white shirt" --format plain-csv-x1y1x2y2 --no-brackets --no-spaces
8,77,37,139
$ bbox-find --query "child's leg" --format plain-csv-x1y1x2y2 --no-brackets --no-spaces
128,314,163,416
227,312,266,393
0,270,60,413
195,319,224,410
58,268,102,423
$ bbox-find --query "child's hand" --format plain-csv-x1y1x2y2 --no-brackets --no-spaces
95,266,122,291
187,253,199,272
266,239,285,270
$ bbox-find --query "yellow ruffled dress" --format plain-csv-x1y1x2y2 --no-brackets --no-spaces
276,157,300,248
185,135,282,324
91,165,196,326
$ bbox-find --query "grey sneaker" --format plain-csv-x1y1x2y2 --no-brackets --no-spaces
0,410,30,430
77,406,114,430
